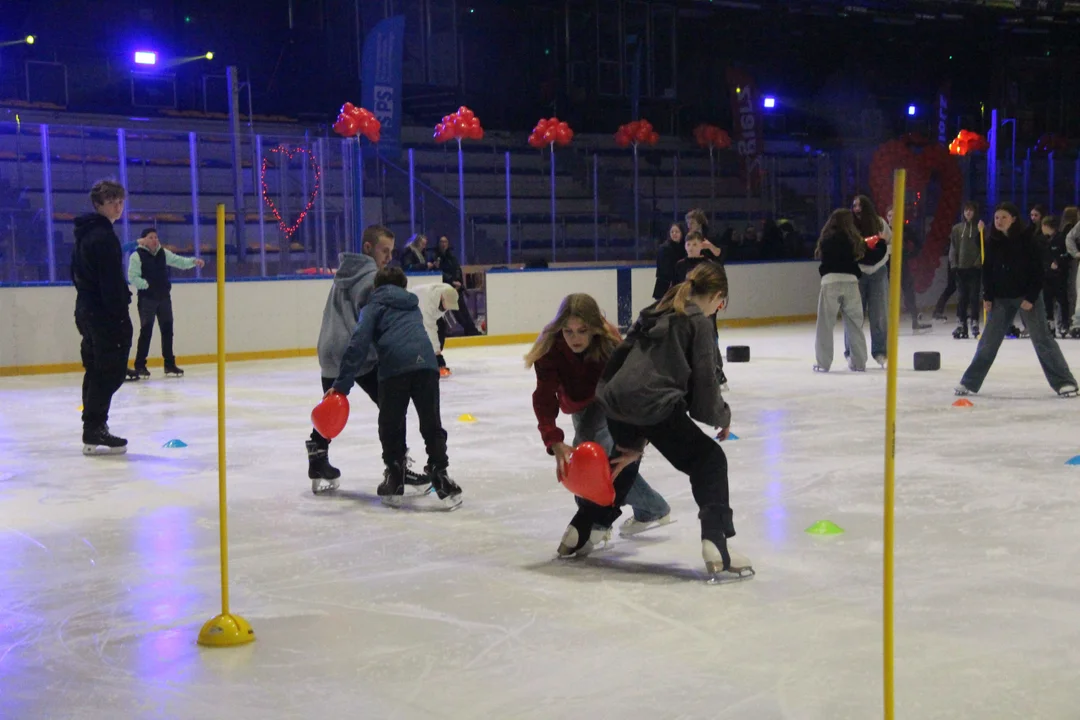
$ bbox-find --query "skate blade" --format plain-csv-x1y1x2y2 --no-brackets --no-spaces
705,565,755,585
383,492,462,511
83,444,127,456
164,373,183,378
311,478,340,495
620,517,676,537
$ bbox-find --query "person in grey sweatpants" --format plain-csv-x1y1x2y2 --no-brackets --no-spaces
957,202,1078,397
816,209,868,372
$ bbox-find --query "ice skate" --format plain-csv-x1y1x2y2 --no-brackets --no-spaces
125,368,142,382
971,322,980,339
912,318,932,334
954,384,973,396
307,440,340,494
425,466,463,510
163,363,184,378
932,312,948,322
1070,327,1080,339
952,322,969,340
847,356,865,372
556,524,611,557
873,354,886,369
135,364,150,379
1057,384,1078,398
1059,325,1070,340
702,539,754,584
812,364,829,373
82,425,128,456
619,513,674,537
1006,325,1021,339
403,455,432,487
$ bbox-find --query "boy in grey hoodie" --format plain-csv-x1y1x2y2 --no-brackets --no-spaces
306,225,427,494
950,203,985,339
583,264,752,581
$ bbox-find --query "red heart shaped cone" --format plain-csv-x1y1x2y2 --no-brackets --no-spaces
312,391,350,440
558,441,615,506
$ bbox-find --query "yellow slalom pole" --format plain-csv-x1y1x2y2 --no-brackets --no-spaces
883,169,905,720
197,204,254,647
980,227,987,328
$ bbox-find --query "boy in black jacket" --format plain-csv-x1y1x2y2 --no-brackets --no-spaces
71,180,132,454
956,202,1077,397
1040,216,1071,337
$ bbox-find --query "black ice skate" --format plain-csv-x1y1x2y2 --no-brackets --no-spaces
952,322,969,340
1006,325,1021,339
403,455,431,487
306,440,340,494
1070,327,1080,340
134,364,150,379
125,368,142,382
82,425,128,456
702,539,755,585
377,461,407,507
163,363,184,378
426,466,463,510
912,315,932,334
971,322,980,339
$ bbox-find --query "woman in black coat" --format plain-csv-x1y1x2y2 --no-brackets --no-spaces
433,235,481,335
652,222,686,300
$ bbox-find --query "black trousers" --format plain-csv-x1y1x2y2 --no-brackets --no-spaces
310,368,381,449
451,287,481,335
574,410,734,546
934,267,957,316
135,295,175,366
377,370,447,470
76,309,132,429
436,316,448,368
955,268,982,324
1044,271,1071,327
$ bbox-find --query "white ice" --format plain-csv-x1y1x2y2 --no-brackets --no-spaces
2,323,1080,719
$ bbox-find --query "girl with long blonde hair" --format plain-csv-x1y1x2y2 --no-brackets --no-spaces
526,293,671,555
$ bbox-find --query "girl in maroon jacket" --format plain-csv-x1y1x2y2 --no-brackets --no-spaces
525,294,671,556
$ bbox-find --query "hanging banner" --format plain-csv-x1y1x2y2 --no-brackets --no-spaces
725,67,765,190
360,15,405,160
937,81,951,145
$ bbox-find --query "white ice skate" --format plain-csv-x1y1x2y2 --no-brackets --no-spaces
619,513,674,537
702,539,754,585
556,525,611,557
1057,384,1078,398
873,355,887,369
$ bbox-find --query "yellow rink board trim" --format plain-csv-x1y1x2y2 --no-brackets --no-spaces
0,313,815,377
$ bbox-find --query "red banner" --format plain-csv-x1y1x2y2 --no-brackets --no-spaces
725,67,765,190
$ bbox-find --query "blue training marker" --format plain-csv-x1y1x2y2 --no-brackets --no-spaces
1066,455,1080,466
727,433,739,441
163,439,188,449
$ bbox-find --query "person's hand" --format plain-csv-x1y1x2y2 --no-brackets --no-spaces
323,388,342,399
1020,300,1034,311
551,442,572,479
978,220,986,233
983,300,993,312
194,258,205,268
1052,261,1059,271
453,281,462,289
702,240,721,256
609,446,643,479
426,262,434,270
716,427,730,441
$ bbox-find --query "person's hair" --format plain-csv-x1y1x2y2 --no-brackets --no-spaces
963,201,979,214
666,222,684,243
685,208,708,230
89,179,126,209
1042,215,1058,228
408,233,428,249
361,224,394,253
1030,203,1048,217
1060,206,1078,230
996,201,1020,219
139,227,158,238
852,194,881,237
524,293,620,368
815,208,866,261
685,230,704,244
655,262,728,315
374,266,407,289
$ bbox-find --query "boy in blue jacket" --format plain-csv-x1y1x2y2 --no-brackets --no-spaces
329,267,463,509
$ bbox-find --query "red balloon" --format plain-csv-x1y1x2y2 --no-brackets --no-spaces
333,115,360,138
543,126,556,144
559,441,615,506
312,391,350,440
556,126,572,146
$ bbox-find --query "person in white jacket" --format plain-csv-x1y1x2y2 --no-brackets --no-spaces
410,282,460,377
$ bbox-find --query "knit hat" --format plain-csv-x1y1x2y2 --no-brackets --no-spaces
440,284,460,311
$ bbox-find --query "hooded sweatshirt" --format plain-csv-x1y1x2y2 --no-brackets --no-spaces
948,220,983,270
317,252,378,378
71,213,131,322
332,285,438,393
410,282,456,354
597,302,730,431
983,222,1043,304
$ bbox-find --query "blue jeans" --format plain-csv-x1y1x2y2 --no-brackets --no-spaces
844,267,889,360
572,404,670,522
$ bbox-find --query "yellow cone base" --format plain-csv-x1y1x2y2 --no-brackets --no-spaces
197,612,255,647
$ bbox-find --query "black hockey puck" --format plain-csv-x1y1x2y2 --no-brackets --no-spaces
726,345,750,363
913,351,940,371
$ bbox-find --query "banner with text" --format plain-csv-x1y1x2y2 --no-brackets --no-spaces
725,67,765,191
361,15,405,160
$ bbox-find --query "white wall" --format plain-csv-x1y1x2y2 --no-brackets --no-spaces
485,268,619,336
2,260,951,374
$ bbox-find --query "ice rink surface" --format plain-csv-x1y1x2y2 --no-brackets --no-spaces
2,322,1080,719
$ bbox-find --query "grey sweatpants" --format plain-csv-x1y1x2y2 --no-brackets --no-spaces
960,296,1076,393
816,279,867,371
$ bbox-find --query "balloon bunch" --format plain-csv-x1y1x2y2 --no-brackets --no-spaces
332,103,381,142
614,119,659,148
693,124,732,150
528,117,574,148
948,130,989,156
1034,133,1069,154
434,106,484,143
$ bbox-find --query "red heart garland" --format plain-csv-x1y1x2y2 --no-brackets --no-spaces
869,139,962,293
261,145,322,240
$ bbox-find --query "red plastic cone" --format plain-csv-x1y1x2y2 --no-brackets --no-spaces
312,392,350,439
559,441,615,506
